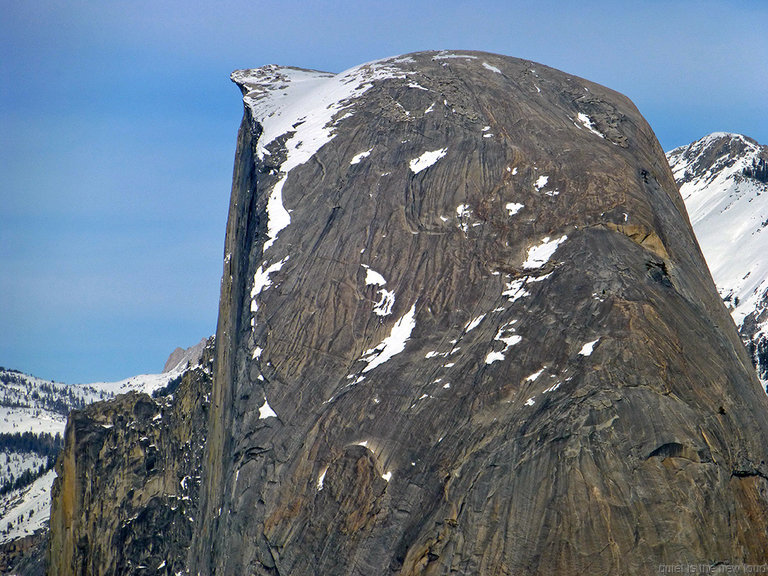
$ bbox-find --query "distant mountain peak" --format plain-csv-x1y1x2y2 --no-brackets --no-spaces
162,337,208,373
669,132,768,384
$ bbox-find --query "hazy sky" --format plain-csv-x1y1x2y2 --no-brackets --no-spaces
2,1,767,383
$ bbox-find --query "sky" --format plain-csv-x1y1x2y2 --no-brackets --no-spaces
2,1,767,384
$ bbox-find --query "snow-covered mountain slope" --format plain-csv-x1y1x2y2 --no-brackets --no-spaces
0,340,208,545
668,132,768,384
0,367,183,437
0,470,55,543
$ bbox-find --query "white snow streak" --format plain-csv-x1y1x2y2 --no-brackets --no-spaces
350,148,373,165
410,148,448,174
579,339,600,356
251,257,289,314
522,236,568,269
576,113,606,139
232,58,410,250
317,467,328,491
360,302,418,373
464,314,486,333
526,369,544,382
432,52,478,60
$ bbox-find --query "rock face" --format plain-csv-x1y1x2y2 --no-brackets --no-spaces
668,133,768,386
0,532,47,575
163,338,209,373
187,51,768,574
47,340,213,575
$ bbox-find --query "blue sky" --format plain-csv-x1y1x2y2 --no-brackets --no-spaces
2,1,767,383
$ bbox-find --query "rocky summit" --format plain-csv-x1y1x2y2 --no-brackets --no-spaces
44,51,768,575
182,51,768,574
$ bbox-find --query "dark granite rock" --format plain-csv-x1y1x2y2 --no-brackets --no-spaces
187,51,768,574
0,531,47,575
47,341,213,575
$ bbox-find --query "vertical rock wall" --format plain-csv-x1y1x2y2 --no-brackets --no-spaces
47,343,212,575
189,52,768,574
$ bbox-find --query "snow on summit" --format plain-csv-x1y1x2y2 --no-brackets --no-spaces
231,58,411,251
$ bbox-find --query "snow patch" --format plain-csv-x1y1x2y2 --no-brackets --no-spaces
373,289,396,316
317,467,328,491
359,302,418,373
362,265,387,286
579,338,600,356
432,51,479,60
485,351,506,365
350,148,373,165
522,236,568,269
456,203,472,234
534,175,549,190
485,321,522,364
464,314,486,332
577,113,606,139
251,257,289,315
410,148,448,174
503,278,530,303
506,202,524,216
526,368,545,382
543,381,561,393
258,398,278,420
482,62,502,74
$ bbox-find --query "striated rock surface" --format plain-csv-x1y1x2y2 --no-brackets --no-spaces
188,51,768,574
47,340,213,575
668,133,768,386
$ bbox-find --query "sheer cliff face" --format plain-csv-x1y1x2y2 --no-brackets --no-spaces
47,348,213,576
193,52,768,574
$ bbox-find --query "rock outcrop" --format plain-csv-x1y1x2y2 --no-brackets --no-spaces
47,340,213,575
187,51,768,575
